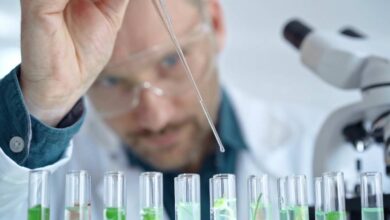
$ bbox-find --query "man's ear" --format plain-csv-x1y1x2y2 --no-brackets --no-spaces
207,0,226,52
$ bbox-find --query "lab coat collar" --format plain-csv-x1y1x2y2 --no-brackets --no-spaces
226,85,302,177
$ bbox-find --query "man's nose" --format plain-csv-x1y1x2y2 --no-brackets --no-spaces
133,86,175,132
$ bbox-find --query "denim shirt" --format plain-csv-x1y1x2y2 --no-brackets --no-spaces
126,90,248,220
0,66,85,168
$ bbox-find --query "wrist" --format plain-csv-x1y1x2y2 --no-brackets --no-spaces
20,77,82,127
23,94,77,127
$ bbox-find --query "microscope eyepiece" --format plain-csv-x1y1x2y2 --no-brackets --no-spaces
283,19,312,50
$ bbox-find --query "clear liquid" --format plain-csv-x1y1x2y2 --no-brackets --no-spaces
65,206,91,220
104,207,126,220
155,0,225,152
324,211,347,220
315,211,325,220
279,209,289,220
141,207,164,220
28,205,50,220
250,203,271,220
176,202,200,220
362,208,384,220
287,206,309,220
211,199,237,220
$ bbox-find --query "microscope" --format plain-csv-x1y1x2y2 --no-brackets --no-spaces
283,19,390,219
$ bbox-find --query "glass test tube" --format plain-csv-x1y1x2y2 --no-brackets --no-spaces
361,172,384,220
323,172,347,220
104,171,126,220
65,170,91,220
210,174,237,220
248,175,272,220
140,172,164,220
174,174,200,220
315,177,325,220
287,175,309,220
28,170,50,220
277,177,289,220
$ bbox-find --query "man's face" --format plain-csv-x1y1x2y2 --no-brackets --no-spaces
89,0,225,171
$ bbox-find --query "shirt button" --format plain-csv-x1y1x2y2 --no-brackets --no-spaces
9,136,25,153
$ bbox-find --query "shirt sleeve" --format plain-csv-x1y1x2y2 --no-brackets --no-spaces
0,65,85,169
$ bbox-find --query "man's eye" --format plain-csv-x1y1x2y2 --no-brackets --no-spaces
98,76,121,87
161,53,181,69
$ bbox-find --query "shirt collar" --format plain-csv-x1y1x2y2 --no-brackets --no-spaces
217,89,247,152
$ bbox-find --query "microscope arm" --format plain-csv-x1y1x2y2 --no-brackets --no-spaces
312,87,390,176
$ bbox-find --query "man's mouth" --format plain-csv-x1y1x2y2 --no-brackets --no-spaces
142,130,179,148
131,119,193,150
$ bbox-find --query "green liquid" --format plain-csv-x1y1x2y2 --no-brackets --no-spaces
141,207,163,220
211,198,237,220
250,203,271,220
279,209,289,220
65,206,91,220
28,205,50,220
324,211,347,220
176,202,200,220
104,207,126,220
287,206,309,220
362,208,384,220
315,211,325,220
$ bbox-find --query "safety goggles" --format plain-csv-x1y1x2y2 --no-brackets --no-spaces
88,24,216,118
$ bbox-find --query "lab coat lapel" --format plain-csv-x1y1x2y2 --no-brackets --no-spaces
226,86,298,177
227,84,322,205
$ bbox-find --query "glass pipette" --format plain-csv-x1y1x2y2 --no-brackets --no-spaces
153,0,225,153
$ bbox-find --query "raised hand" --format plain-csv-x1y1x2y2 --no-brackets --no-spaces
20,0,130,125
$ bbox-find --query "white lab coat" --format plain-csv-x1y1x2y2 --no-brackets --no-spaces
0,85,329,220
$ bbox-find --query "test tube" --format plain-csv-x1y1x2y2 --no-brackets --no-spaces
277,177,289,220
315,177,325,220
210,174,237,220
104,171,126,220
65,170,91,220
248,175,272,220
140,172,164,220
28,170,50,220
174,174,200,220
361,172,384,220
323,172,347,220
287,175,309,220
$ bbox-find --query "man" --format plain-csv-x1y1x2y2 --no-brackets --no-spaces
0,0,325,219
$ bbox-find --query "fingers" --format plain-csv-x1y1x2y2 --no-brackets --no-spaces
21,0,70,15
99,0,130,15
95,0,130,29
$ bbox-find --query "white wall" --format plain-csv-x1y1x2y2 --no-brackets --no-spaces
219,0,390,110
1,0,389,111
0,1,20,76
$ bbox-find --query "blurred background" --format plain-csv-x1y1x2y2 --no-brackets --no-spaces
0,0,389,112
